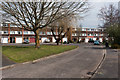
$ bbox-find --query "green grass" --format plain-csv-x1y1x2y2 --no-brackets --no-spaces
2,45,77,63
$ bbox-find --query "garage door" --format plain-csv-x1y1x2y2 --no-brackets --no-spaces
63,38,67,42
41,37,47,43
1,37,8,43
16,37,22,43
30,37,35,43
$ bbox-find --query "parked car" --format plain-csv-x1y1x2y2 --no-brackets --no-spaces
94,40,100,45
88,39,94,43
44,39,50,43
23,39,29,44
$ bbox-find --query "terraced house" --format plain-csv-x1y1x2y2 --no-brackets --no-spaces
0,23,104,43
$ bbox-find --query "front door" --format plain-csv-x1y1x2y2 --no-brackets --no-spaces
10,37,15,43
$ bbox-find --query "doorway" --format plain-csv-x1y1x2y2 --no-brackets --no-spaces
10,37,15,43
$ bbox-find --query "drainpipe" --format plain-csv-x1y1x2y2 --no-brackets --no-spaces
8,23,10,43
22,26,24,43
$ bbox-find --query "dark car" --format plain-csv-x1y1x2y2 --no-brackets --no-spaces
23,39,29,44
88,39,94,43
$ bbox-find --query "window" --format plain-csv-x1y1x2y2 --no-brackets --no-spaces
30,31,34,34
91,29,94,31
10,24,17,27
91,34,93,36
4,31,8,34
10,31,15,34
82,34,84,36
3,23,8,27
82,28,86,31
82,33,86,36
87,29,90,31
17,25,22,28
10,24,14,27
18,31,20,34
42,32,46,35
75,28,77,31
24,31,28,34
18,31,22,34
24,37,29,41
53,32,56,35
47,32,51,35
75,33,77,36
80,33,82,36
88,34,90,36
39,32,42,35
72,33,75,36
96,29,98,31
101,34,103,36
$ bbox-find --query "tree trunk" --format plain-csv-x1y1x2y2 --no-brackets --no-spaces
57,42,59,45
56,39,60,45
77,37,79,43
35,29,40,48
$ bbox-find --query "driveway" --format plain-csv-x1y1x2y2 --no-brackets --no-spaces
2,43,104,78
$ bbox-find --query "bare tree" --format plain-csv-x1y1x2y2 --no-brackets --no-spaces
1,1,89,48
67,27,73,43
76,25,82,43
98,4,119,28
98,4,120,45
49,15,75,45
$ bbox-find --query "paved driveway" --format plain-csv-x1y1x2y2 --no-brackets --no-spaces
2,43,104,78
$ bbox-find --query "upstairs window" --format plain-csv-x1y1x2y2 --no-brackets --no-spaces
82,28,86,31
47,32,51,35
18,31,22,34
39,32,42,35
91,29,94,31
42,32,46,35
10,31,15,34
2,23,8,27
24,31,28,34
30,31,34,34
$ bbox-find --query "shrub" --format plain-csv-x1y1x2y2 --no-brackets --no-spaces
69,40,73,43
111,44,120,49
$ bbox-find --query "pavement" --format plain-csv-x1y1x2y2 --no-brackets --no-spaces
91,48,119,80
1,43,104,78
2,55,15,67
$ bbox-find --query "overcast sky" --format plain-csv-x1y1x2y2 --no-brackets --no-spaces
80,0,119,28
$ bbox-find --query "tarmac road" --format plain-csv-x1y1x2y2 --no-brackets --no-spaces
2,55,15,67
2,43,104,78
91,48,119,79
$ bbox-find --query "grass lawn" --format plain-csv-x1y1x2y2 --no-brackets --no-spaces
2,45,77,63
